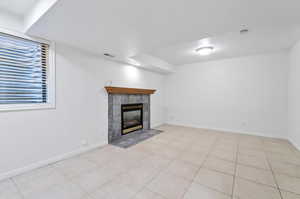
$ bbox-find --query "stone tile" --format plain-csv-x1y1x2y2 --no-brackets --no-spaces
70,166,122,193
138,154,172,170
53,157,98,178
146,173,191,199
281,191,300,199
203,157,235,175
270,160,300,178
236,164,276,187
211,149,236,162
178,151,207,166
194,168,234,195
275,174,300,194
89,180,137,199
238,154,270,170
22,182,87,199
164,160,199,181
115,165,160,191
267,152,300,166
4,125,299,199
183,182,231,199
238,148,266,158
133,188,166,199
13,166,68,196
233,177,281,199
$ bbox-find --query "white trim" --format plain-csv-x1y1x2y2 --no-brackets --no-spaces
0,28,56,112
288,138,300,151
166,122,288,139
0,141,107,181
151,122,165,129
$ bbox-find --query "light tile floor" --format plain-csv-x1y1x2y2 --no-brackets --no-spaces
1,124,300,199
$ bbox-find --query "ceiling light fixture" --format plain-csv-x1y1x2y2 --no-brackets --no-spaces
128,58,142,66
195,46,214,56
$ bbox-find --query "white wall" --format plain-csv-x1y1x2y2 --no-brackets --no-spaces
0,43,166,180
0,10,23,32
288,40,300,150
165,52,289,138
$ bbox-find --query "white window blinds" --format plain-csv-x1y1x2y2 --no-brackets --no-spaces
0,32,49,104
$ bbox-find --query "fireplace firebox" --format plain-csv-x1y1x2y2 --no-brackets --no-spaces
121,103,143,135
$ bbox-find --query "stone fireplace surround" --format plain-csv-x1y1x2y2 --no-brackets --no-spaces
105,87,156,143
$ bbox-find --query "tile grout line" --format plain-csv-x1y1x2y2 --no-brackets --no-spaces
231,137,239,199
181,134,219,199
264,139,284,199
129,155,176,199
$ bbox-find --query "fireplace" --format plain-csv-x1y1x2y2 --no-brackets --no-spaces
121,103,143,135
106,86,156,143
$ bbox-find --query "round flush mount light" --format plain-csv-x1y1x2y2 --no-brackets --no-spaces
128,58,142,67
195,46,214,56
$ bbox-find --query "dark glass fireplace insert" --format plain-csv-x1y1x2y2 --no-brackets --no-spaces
121,103,143,135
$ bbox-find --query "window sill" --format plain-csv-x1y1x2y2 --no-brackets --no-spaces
0,103,56,112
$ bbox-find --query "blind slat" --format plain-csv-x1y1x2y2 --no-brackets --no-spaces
0,32,48,105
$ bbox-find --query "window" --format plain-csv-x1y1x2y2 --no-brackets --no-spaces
0,29,55,111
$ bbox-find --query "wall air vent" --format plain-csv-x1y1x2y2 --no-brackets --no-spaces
104,53,115,58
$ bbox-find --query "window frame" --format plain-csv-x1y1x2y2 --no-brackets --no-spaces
0,28,56,112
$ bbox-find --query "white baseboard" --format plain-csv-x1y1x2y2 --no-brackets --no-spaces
151,122,165,129
0,141,107,181
166,122,287,140
166,122,300,151
288,138,300,151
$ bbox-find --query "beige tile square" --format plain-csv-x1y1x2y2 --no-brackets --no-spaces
275,174,300,194
178,151,207,166
13,166,68,196
115,165,160,191
80,148,114,166
194,168,234,195
281,191,300,199
238,148,266,158
233,177,281,199
89,180,137,199
203,157,235,175
270,160,300,178
53,157,98,178
133,188,166,199
22,182,87,199
146,173,191,199
183,182,231,199
139,154,172,170
152,145,183,159
238,154,270,170
211,149,236,162
236,164,276,187
267,153,300,166
70,166,121,193
164,160,199,181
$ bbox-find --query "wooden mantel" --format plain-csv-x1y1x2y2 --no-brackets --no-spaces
105,86,156,95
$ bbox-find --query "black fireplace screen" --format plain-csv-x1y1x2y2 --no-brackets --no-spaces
121,103,143,134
